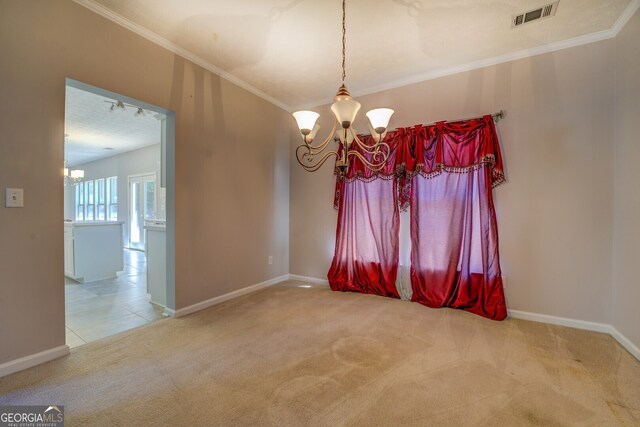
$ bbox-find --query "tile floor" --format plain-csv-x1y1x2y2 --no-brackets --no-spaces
65,249,165,348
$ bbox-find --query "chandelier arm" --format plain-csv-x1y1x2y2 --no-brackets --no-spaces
370,141,391,164
295,147,340,172
295,142,314,163
347,139,391,172
346,149,389,172
351,133,382,153
350,133,392,160
375,141,391,157
302,121,339,152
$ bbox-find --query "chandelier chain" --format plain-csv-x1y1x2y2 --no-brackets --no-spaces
341,0,346,85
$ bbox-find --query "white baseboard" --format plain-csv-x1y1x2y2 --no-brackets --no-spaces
288,274,330,286
167,274,289,318
0,345,70,378
609,326,640,361
508,309,612,333
508,310,640,361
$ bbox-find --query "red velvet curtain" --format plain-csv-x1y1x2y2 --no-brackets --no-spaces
328,178,400,297
328,115,507,320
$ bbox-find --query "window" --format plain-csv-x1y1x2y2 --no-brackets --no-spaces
85,180,94,220
95,178,105,220
107,176,118,220
75,182,85,221
73,176,117,222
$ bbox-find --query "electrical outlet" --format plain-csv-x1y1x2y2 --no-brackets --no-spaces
268,256,273,265
502,275,507,289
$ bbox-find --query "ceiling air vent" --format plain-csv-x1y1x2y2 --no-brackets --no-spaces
512,1,559,28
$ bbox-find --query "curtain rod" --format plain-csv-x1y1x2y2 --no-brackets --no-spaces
422,110,505,127
361,110,505,137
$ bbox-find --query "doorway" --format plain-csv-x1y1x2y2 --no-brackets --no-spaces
63,78,176,348
128,173,157,250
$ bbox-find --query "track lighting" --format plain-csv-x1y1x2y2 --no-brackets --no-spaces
104,100,146,117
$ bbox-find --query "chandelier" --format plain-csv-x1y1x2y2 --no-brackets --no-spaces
63,161,85,186
292,0,394,173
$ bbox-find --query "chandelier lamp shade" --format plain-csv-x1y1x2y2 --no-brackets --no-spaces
293,0,394,173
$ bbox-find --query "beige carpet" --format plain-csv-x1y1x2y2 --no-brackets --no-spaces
1,280,639,426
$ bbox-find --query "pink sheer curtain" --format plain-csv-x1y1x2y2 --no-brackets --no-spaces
328,178,400,297
408,117,506,320
409,167,506,319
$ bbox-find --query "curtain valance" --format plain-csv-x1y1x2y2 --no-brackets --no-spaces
334,115,505,209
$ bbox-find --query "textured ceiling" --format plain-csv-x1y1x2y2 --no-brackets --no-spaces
65,86,163,167
84,0,633,109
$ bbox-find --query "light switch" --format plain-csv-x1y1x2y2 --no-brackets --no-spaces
5,188,24,208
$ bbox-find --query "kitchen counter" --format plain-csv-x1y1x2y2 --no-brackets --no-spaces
65,220,124,226
64,221,124,283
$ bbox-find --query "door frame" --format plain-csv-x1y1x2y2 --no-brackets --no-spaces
65,78,177,314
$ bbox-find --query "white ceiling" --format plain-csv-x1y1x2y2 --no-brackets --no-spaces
65,85,163,167
81,0,635,110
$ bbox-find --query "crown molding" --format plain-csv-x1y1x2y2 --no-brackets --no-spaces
611,0,640,35
75,0,638,114
72,0,291,112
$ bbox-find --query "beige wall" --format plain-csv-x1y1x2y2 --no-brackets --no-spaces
612,11,640,348
1,0,636,367
290,39,616,324
0,0,290,364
